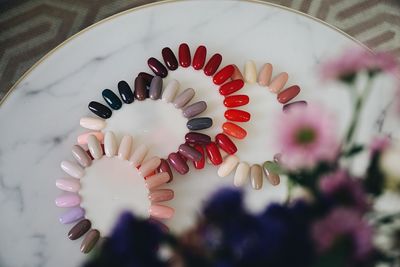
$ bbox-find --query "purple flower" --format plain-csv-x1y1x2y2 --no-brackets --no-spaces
203,188,245,225
319,170,370,212
203,188,314,267
312,207,374,261
255,201,315,267
84,212,167,267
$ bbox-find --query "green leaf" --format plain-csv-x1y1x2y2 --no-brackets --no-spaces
342,144,364,158
374,212,400,224
286,162,337,195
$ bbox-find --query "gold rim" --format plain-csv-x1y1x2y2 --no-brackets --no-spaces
0,0,370,107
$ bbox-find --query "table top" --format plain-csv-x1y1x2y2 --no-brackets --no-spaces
0,1,396,267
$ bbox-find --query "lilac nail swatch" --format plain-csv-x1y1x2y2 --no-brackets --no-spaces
59,207,85,224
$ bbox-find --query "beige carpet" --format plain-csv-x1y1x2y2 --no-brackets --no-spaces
0,0,399,101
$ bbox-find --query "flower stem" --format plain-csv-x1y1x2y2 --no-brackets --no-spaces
344,77,374,146
285,178,294,203
345,97,362,143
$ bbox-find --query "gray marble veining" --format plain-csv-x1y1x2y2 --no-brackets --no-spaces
0,1,398,267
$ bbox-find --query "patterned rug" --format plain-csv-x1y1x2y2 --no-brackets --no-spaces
0,0,399,101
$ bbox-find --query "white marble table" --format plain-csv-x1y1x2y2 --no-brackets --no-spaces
1,1,397,267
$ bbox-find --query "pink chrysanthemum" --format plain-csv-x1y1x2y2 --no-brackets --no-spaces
275,104,339,171
320,48,399,82
312,208,374,261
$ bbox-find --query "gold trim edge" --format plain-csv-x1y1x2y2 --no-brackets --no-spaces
0,0,371,107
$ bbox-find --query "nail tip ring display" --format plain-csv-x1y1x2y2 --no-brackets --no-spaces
78,48,308,195
83,62,219,177
56,132,175,253
56,44,315,256
217,61,306,189
52,46,317,267
139,44,251,170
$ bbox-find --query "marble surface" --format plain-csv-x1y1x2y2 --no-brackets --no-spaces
0,1,398,267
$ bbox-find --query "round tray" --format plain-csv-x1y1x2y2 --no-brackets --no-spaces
0,1,393,267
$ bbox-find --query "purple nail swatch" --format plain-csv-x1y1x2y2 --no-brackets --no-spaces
178,144,202,161
149,76,163,100
182,101,207,118
59,207,85,224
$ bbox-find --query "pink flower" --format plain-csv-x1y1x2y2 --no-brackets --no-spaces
275,104,339,171
312,208,374,261
365,51,399,75
320,48,399,82
319,170,370,213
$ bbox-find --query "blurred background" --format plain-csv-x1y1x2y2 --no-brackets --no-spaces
0,0,399,101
